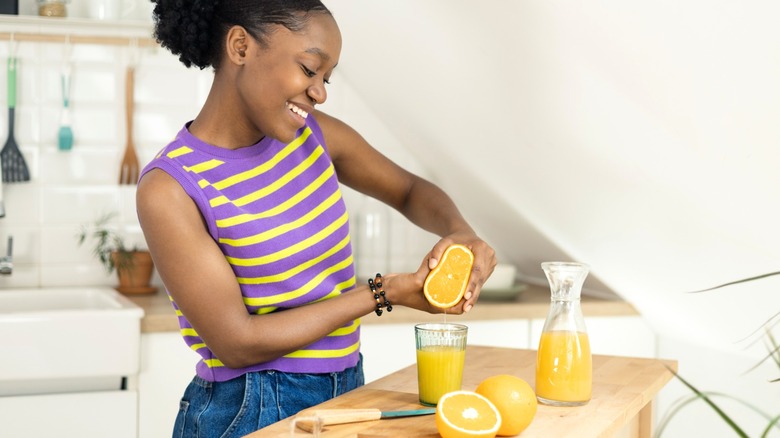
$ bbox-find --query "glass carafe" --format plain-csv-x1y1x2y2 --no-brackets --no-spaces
535,262,592,406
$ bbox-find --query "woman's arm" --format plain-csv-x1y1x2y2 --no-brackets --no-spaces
137,169,401,368
315,110,497,313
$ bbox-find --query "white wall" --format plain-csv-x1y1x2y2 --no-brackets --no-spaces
325,1,780,436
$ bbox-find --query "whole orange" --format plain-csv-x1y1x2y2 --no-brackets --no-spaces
475,374,537,436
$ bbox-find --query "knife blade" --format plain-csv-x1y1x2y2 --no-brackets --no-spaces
294,408,436,432
380,408,436,419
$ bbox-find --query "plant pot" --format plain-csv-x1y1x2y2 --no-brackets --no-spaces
111,250,157,294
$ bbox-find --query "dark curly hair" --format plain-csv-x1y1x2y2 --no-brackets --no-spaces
151,0,332,70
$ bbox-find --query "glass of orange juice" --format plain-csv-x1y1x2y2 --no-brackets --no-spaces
415,323,468,406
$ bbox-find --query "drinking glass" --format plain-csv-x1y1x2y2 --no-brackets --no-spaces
415,323,468,406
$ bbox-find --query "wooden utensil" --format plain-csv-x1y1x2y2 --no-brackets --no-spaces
1,57,30,183
118,66,139,185
57,58,73,151
293,408,436,433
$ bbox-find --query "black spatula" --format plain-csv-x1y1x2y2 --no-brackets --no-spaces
1,57,30,183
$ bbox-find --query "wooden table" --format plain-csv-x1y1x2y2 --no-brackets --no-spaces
248,346,677,438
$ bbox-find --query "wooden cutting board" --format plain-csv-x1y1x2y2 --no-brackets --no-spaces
249,388,439,437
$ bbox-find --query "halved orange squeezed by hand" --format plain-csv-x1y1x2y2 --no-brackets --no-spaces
423,244,474,309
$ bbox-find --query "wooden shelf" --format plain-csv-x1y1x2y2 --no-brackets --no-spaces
0,14,156,47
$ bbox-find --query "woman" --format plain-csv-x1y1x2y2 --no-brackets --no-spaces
137,0,496,436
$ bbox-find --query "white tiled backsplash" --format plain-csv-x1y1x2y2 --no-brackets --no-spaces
0,19,436,289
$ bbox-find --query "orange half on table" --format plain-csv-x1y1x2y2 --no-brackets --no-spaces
423,244,474,309
436,390,502,438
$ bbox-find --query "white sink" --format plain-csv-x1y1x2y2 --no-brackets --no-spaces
0,287,142,313
0,287,144,396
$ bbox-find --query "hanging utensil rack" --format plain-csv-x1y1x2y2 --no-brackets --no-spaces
0,15,157,48
0,32,157,48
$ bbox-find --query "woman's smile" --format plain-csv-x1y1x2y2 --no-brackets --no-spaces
287,101,310,127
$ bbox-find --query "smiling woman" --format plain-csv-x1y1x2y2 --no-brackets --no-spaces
136,0,496,436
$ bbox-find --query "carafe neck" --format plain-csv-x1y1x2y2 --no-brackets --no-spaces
542,262,590,301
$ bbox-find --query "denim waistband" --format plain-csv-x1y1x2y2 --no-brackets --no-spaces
173,354,364,438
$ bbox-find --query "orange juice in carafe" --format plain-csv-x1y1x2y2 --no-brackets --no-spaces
536,331,592,404
535,261,592,406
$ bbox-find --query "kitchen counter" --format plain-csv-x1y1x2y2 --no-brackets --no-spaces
250,345,677,437
127,285,638,333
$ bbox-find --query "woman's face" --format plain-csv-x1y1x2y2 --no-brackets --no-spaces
237,13,342,144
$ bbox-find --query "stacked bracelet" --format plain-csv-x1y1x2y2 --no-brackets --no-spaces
367,277,382,316
374,273,393,313
368,273,393,316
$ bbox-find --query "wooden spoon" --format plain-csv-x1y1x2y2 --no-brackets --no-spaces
118,66,139,185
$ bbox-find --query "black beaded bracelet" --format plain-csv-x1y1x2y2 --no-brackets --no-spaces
368,277,383,316
374,273,393,312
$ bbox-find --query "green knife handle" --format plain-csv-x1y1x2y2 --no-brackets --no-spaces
7,57,16,109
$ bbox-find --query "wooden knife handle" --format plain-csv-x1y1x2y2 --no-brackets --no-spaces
294,408,382,431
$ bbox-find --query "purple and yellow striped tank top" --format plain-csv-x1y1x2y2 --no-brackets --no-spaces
139,116,359,382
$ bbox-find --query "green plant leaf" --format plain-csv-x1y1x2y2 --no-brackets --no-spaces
683,272,780,383
76,211,130,274
761,414,780,438
736,311,780,346
656,392,707,437
664,365,750,438
655,391,779,438
741,330,780,377
653,391,748,437
686,271,780,294
673,271,780,435
768,331,780,382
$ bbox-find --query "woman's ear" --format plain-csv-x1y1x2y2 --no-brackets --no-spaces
225,25,249,65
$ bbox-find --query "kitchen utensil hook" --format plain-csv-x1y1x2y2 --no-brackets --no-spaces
128,38,140,67
63,34,72,61
62,35,72,95
9,33,18,59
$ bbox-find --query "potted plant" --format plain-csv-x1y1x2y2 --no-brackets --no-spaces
77,212,156,294
658,273,780,437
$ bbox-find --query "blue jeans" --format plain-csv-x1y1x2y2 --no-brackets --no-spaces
172,356,364,438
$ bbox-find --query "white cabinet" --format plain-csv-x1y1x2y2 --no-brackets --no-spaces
0,390,137,438
360,323,417,383
136,332,199,438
